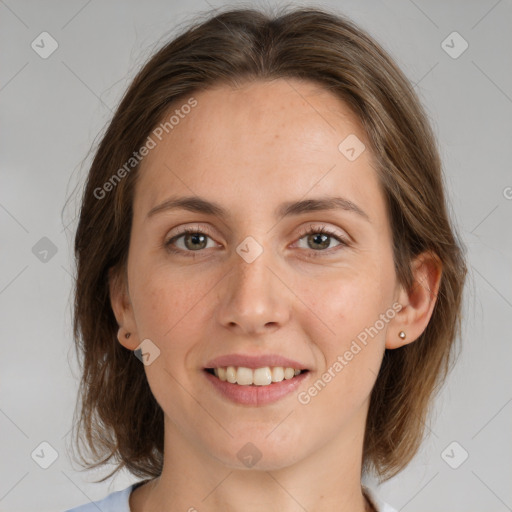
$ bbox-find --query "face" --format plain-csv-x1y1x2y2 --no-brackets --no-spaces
112,78,404,471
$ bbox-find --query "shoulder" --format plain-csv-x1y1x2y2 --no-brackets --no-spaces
63,483,136,512
363,485,398,512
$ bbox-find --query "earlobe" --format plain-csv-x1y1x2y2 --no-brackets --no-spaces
117,327,139,350
386,250,442,350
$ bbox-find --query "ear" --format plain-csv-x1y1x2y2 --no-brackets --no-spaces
386,250,443,349
108,265,139,350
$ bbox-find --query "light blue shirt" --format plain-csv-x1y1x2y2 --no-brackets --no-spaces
64,482,397,511
63,482,141,512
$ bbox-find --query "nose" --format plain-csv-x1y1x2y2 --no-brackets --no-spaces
215,247,291,335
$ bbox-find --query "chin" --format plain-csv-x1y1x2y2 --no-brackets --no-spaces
206,436,305,472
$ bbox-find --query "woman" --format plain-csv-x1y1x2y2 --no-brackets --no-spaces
65,5,467,512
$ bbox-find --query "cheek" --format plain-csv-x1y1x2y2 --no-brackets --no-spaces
311,267,391,344
128,270,210,404
301,265,392,397
129,265,210,343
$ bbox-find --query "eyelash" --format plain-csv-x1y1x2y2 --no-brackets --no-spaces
164,225,349,258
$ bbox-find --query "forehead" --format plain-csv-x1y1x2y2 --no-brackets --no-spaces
134,78,384,224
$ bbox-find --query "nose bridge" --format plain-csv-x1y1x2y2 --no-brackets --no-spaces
216,239,290,333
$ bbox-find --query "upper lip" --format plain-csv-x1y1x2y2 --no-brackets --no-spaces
204,354,310,370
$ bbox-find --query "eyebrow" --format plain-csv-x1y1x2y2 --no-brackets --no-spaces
146,195,371,223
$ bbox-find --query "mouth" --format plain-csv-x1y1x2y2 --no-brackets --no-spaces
203,366,310,406
204,366,310,386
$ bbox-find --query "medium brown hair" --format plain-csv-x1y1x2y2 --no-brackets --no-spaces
70,4,467,483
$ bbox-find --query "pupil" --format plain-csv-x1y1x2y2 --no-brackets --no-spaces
186,233,206,250
310,233,329,250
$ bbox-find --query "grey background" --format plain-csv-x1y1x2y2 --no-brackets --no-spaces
1,0,511,511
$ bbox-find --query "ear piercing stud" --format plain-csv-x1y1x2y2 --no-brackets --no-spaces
125,332,131,339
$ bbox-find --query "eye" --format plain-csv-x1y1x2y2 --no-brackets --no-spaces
164,224,349,257
164,225,218,256
294,225,349,257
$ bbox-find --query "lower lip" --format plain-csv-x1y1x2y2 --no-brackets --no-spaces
203,370,310,406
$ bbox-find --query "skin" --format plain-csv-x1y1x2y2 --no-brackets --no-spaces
109,78,442,512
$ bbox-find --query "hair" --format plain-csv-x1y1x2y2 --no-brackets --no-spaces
70,4,468,484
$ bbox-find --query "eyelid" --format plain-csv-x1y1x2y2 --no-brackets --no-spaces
164,223,218,247
165,222,349,241
164,222,351,256
295,223,349,243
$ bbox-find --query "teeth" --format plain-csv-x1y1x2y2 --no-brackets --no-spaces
212,366,303,386
272,366,284,382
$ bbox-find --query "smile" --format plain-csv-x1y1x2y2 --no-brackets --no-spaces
204,367,310,406
207,365,305,386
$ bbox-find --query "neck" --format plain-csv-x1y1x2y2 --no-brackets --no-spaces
131,411,372,512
